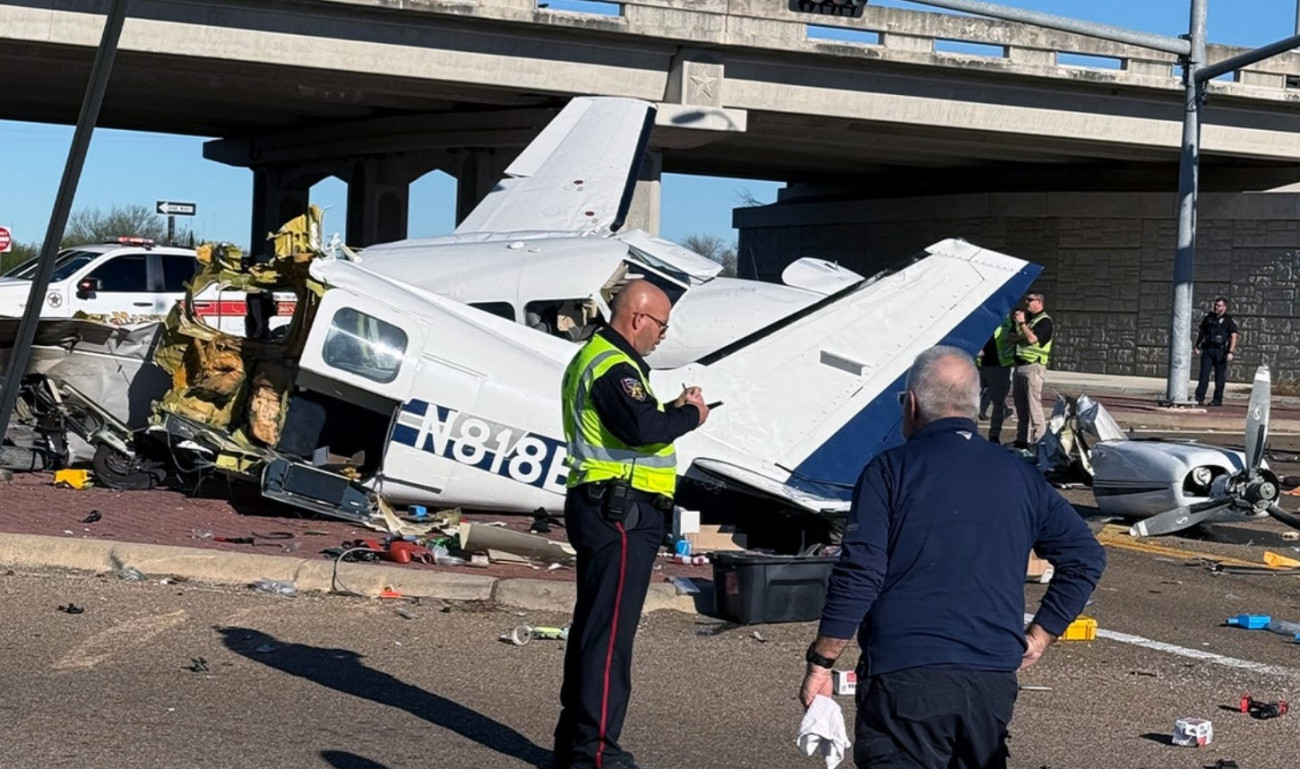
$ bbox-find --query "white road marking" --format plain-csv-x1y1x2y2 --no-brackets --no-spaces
1025,614,1300,679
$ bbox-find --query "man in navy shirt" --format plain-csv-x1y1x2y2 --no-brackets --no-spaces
800,346,1105,769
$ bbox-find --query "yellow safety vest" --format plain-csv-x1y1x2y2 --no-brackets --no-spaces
561,334,677,496
1015,312,1052,366
994,319,1016,367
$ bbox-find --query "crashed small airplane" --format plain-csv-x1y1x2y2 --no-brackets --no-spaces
1057,366,1300,536
3,97,1037,529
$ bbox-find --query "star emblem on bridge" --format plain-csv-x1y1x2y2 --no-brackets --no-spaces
688,71,718,102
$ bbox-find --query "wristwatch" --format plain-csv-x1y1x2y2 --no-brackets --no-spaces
805,643,837,670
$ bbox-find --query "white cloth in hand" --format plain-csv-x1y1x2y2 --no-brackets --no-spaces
796,695,851,768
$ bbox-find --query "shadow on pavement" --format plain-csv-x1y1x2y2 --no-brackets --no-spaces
219,627,551,768
321,751,388,769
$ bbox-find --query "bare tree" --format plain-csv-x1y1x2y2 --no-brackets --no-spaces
61,204,191,247
681,233,738,278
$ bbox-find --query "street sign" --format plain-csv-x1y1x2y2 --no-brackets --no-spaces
0,226,11,254
156,200,197,216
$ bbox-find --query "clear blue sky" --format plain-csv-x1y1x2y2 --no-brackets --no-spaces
1,0,1296,250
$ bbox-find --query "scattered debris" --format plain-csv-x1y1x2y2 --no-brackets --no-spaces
1263,550,1300,569
460,522,575,565
191,529,213,539
53,468,92,490
187,657,209,672
833,670,857,696
1061,616,1097,641
1172,717,1213,747
117,566,148,582
395,608,417,620
751,630,767,643
250,578,296,596
378,588,403,599
1283,531,1300,542
1019,685,1053,691
1128,670,1158,678
1240,694,1288,720
81,510,101,524
503,624,569,646
668,576,699,595
0,468,12,484
57,603,84,614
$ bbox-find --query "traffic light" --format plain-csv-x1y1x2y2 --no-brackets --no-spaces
790,0,868,19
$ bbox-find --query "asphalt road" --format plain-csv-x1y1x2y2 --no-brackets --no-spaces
3,532,1299,769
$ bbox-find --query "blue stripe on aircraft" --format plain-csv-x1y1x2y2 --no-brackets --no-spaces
791,263,1042,491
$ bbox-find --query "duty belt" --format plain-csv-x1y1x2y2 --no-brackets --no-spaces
626,487,675,512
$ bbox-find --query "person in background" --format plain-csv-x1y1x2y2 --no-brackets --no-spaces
1194,296,1239,407
1011,293,1052,448
978,314,1016,445
799,345,1105,769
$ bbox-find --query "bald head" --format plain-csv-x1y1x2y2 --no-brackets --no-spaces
609,280,672,356
904,346,980,428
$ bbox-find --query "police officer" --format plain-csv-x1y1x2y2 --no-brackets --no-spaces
977,314,1016,445
1194,296,1239,407
1011,293,1052,448
553,279,708,769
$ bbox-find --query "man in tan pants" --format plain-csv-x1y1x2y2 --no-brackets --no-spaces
1011,293,1053,448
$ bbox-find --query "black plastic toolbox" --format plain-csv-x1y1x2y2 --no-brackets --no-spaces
712,551,839,624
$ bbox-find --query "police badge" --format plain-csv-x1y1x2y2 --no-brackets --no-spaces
621,377,647,400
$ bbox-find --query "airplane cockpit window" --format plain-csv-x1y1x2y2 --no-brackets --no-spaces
623,247,689,305
470,301,516,322
525,299,602,343
323,308,407,384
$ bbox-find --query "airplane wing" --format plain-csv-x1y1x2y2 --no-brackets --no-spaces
669,238,1041,511
455,98,656,237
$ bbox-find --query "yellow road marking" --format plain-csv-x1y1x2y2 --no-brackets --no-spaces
1095,524,1265,568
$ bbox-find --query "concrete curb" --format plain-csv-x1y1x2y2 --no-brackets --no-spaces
0,533,700,615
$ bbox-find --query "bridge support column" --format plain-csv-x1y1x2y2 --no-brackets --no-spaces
623,150,662,235
250,167,322,255
454,149,513,225
345,156,423,247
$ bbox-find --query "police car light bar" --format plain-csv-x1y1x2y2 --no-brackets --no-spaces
790,0,868,19
107,236,156,248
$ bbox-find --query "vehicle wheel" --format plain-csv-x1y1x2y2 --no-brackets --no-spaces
91,443,166,490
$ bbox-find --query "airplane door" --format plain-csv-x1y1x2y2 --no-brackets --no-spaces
299,290,426,406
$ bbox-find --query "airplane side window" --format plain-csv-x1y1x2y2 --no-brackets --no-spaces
525,299,600,342
87,254,150,292
323,308,408,384
470,302,516,322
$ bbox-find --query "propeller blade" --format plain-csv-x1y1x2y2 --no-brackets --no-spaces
1244,365,1271,472
1129,500,1233,537
1265,503,1300,532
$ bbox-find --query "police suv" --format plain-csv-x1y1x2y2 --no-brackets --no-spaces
0,238,292,335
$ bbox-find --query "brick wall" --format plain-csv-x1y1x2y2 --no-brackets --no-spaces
734,191,1300,384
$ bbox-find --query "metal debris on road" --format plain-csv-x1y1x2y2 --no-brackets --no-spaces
751,630,767,643
187,657,209,672
117,566,148,582
81,510,101,524
57,603,84,614
503,624,569,646
395,608,417,620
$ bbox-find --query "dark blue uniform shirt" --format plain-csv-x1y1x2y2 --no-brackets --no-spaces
817,417,1106,676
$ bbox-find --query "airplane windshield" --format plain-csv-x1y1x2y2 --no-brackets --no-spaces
620,252,688,306
3,250,99,282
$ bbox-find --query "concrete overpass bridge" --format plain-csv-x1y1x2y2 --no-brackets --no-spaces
6,0,1300,244
8,0,1300,381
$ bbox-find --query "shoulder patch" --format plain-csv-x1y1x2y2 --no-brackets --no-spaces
621,377,647,401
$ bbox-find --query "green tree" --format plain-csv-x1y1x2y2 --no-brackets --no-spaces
681,233,738,278
61,204,192,247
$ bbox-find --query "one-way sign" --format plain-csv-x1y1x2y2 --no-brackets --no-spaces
156,200,197,216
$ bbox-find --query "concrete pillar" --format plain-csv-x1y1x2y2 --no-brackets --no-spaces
623,150,662,235
454,148,513,225
345,157,413,248
250,167,320,256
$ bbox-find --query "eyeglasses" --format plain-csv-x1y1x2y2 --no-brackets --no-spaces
897,391,909,407
638,313,669,334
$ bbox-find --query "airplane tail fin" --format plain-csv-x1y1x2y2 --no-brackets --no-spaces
455,98,656,236
682,239,1039,496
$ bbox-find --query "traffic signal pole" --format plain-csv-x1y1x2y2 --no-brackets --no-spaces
0,0,130,446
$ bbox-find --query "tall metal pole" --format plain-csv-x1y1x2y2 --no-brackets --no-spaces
0,0,130,445
1165,0,1208,405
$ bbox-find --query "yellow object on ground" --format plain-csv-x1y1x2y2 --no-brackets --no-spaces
1263,551,1300,569
53,469,92,490
1061,616,1098,642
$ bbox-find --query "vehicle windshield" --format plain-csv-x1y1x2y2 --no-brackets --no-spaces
3,250,100,282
